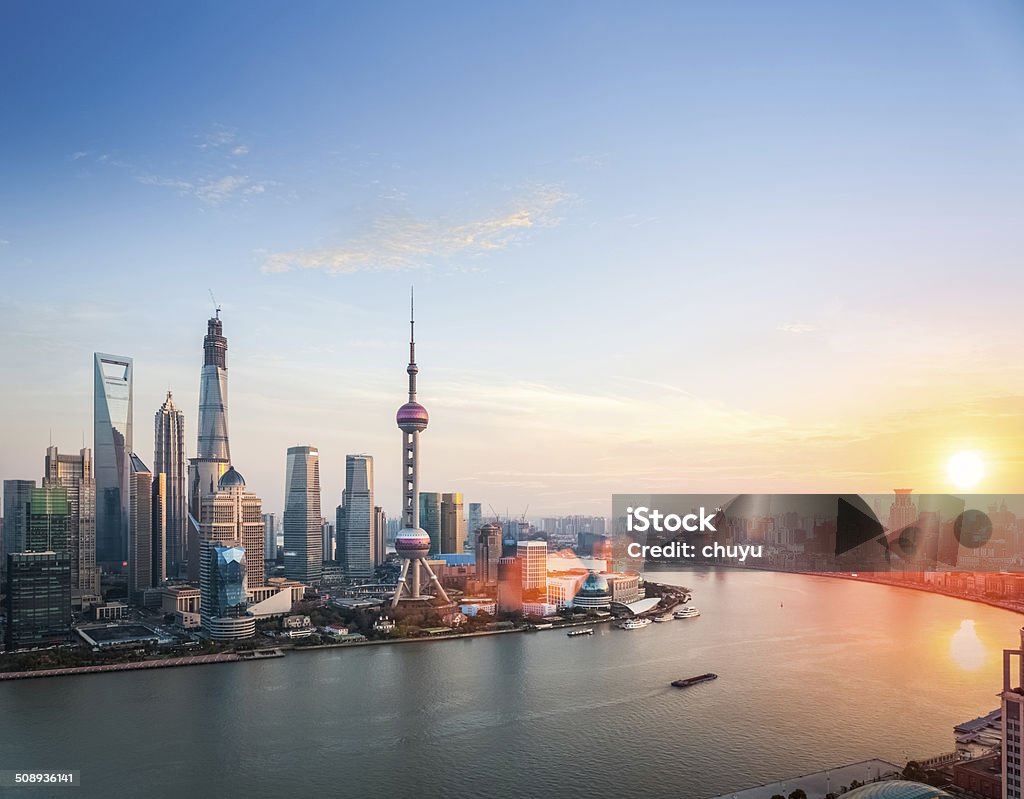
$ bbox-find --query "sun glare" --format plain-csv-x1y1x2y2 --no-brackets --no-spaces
950,619,986,671
946,450,985,490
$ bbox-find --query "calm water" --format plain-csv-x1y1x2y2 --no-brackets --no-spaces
2,570,1021,799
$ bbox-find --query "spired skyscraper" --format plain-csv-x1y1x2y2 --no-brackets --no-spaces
94,353,133,570
391,292,451,608
283,446,322,584
188,312,232,581
154,391,187,578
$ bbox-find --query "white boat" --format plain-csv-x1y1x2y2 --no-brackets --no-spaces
653,613,674,623
673,606,700,619
620,617,653,630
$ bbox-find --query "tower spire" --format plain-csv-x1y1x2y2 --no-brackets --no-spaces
407,286,418,402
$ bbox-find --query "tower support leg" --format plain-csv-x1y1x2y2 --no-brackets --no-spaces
391,558,411,608
420,559,451,605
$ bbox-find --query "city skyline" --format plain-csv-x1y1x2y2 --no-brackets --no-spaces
3,3,1024,517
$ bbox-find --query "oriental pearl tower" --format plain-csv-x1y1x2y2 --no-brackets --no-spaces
391,290,452,608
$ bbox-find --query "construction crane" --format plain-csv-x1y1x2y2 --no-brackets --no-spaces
209,289,221,319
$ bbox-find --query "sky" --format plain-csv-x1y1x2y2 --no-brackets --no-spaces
2,1,1024,518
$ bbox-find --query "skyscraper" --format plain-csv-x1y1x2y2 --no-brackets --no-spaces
5,487,72,651
94,352,133,569
391,292,451,607
467,503,482,547
517,540,548,592
339,454,374,579
1003,628,1024,799
152,472,167,586
2,479,36,582
188,314,232,581
474,522,502,585
440,492,465,554
44,446,99,606
262,513,277,562
154,391,187,578
127,454,153,603
374,506,386,567
321,519,334,563
419,492,441,555
198,466,261,640
283,446,322,584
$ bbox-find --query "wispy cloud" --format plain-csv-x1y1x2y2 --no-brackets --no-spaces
137,173,267,204
70,151,89,161
196,124,249,157
262,186,570,274
777,322,816,334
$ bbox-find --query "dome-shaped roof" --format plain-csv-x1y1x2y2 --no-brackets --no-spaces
844,782,952,799
576,570,610,597
218,466,245,489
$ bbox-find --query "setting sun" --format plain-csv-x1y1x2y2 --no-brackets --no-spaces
946,450,985,490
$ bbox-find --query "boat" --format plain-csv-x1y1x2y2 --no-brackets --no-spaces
620,617,653,630
673,606,700,619
567,628,594,637
671,673,718,688
653,613,674,623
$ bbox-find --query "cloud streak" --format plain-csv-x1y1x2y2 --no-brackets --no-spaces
137,173,267,204
262,186,569,274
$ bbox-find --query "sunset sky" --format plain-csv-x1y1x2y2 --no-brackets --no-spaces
2,2,1023,516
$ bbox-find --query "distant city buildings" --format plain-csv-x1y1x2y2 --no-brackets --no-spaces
154,391,187,578
94,352,133,570
283,445,322,584
43,445,99,606
440,492,465,555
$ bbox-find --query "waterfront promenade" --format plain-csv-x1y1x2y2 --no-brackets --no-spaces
0,652,243,681
707,759,902,799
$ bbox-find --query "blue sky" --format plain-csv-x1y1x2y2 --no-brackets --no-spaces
2,1,1024,516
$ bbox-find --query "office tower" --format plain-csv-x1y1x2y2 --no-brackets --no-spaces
321,520,334,563
502,520,520,557
44,446,99,606
188,313,232,581
198,467,261,640
262,513,277,562
2,479,36,581
5,552,72,651
517,540,548,592
128,454,153,603
94,352,133,569
1003,627,1024,799
5,487,72,652
440,493,465,554
419,492,441,554
474,522,502,584
339,454,374,579
374,506,386,567
154,391,187,578
152,472,167,586
283,446,322,584
391,292,451,607
497,557,523,616
467,503,482,546
335,504,346,572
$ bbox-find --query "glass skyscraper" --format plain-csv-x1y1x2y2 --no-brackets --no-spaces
94,352,133,569
339,454,374,579
419,492,441,555
283,446,322,584
2,479,35,581
43,446,99,606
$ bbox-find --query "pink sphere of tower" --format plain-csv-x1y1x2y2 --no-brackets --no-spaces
396,401,429,432
395,526,432,559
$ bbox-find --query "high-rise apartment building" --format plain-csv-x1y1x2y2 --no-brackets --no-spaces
44,446,99,606
517,540,548,592
154,391,187,578
419,492,441,555
283,446,321,584
188,314,232,581
94,352,133,569
339,454,374,579
440,492,465,554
